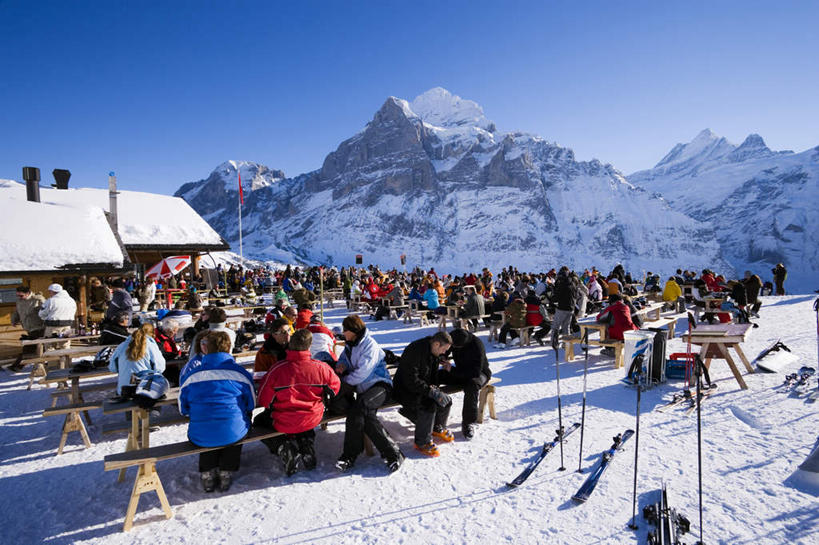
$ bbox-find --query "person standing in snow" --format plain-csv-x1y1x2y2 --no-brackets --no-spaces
772,263,787,296
138,279,156,312
392,331,454,457
9,286,45,370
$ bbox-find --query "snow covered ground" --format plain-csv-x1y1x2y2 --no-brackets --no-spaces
1,295,817,545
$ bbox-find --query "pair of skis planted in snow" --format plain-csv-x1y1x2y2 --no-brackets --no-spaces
506,426,635,504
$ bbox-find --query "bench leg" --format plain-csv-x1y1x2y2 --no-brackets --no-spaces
477,384,496,424
614,345,625,368
27,363,46,391
488,324,499,343
119,413,141,482
123,462,173,532
565,341,576,362
57,412,92,455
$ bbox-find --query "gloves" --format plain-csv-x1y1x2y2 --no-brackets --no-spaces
428,387,452,408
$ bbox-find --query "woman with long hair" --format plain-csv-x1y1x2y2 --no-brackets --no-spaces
108,322,166,395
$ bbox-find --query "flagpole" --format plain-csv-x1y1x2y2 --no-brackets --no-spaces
238,197,243,269
236,161,244,270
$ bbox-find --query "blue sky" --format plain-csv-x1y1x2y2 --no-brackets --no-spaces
1,0,817,194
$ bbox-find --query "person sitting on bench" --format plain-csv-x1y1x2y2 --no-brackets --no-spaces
255,329,341,476
108,323,166,395
179,332,255,493
98,311,130,346
392,331,454,457
439,328,491,440
595,294,638,356
334,314,404,473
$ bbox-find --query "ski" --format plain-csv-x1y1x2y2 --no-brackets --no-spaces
656,390,693,412
572,429,634,503
643,483,691,545
685,385,715,415
507,422,581,488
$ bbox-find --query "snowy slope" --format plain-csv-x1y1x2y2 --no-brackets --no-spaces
629,131,819,291
175,89,732,278
1,295,817,544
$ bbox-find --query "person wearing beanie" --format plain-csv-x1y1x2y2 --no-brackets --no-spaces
438,328,492,440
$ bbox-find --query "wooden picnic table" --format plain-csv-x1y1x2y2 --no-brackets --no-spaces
682,322,754,390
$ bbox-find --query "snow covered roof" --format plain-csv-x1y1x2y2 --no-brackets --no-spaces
0,180,228,250
0,187,127,273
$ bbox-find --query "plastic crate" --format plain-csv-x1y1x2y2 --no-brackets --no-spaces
666,352,694,380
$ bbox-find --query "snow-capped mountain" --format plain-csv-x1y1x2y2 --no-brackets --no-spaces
629,130,819,291
175,88,732,276
176,161,285,216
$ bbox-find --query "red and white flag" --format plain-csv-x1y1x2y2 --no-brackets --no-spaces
238,167,244,205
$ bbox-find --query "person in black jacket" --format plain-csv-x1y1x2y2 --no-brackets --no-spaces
438,328,491,440
392,331,453,457
550,267,576,347
98,311,130,346
104,278,133,325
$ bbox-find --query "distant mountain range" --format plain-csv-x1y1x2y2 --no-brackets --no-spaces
174,88,817,291
629,129,818,291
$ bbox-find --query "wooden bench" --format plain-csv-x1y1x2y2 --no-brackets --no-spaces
49,381,115,406
322,288,344,308
597,339,625,368
488,319,504,343
457,314,491,332
561,334,584,361
43,401,103,453
102,377,501,531
403,301,431,327
511,326,535,347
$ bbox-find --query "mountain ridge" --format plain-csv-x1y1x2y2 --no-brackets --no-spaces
174,89,735,276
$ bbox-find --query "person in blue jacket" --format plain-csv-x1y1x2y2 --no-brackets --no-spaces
108,323,166,395
334,314,404,474
179,331,255,493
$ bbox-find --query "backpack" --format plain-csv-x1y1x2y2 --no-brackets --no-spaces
93,346,116,368
133,371,169,408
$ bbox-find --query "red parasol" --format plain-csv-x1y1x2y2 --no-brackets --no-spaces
145,255,191,280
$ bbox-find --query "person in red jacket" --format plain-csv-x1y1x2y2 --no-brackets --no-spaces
295,304,313,329
596,294,638,354
255,329,341,476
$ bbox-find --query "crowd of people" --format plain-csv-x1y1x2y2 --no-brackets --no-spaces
7,260,789,492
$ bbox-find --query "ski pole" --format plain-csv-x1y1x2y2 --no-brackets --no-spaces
695,352,705,545
628,370,642,530
552,335,566,471
686,312,696,392
577,327,589,473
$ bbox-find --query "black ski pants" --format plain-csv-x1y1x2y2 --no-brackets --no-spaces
438,369,489,427
198,444,243,472
341,382,400,461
